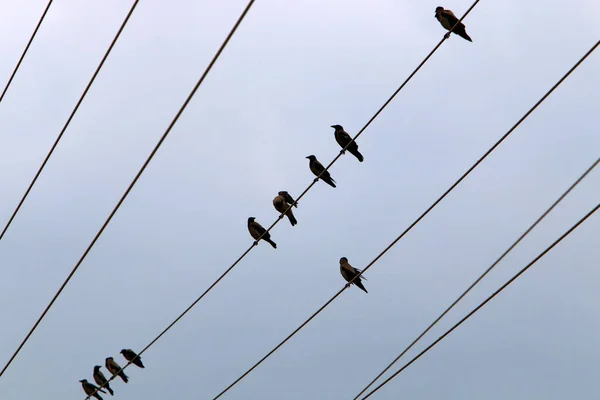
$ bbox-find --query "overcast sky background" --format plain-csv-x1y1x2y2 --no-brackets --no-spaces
0,1,599,399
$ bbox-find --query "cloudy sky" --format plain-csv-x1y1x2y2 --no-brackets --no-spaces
0,1,599,399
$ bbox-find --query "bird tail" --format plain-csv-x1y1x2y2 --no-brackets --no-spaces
95,394,104,400
350,149,364,162
120,372,129,383
456,28,472,42
107,386,114,396
354,280,368,293
324,177,336,188
287,212,297,226
134,359,145,368
266,238,277,249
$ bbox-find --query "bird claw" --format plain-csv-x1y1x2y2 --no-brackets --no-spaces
345,283,350,289
313,178,319,183
253,241,259,246
340,149,346,155
444,32,451,39
278,214,284,220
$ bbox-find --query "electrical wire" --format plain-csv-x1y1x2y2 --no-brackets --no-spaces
82,5,485,397
361,201,600,399
0,0,53,104
352,156,599,399
209,39,600,399
0,0,255,381
0,0,139,242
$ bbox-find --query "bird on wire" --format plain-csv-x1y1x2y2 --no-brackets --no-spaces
435,6,472,42
331,125,364,162
93,366,114,396
121,349,145,368
80,379,106,400
339,257,368,293
273,192,298,226
106,357,129,383
306,155,336,188
248,217,277,248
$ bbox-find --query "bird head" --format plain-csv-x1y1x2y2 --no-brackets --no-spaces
120,349,126,355
330,124,343,131
435,6,444,16
94,365,101,371
278,191,288,196
339,257,348,264
248,217,255,223
306,155,316,160
106,357,113,361
79,379,87,383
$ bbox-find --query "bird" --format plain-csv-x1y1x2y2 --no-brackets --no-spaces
435,6,472,42
339,257,368,293
331,125,364,162
306,155,336,188
273,192,298,226
248,217,277,248
80,379,105,400
121,349,145,369
279,190,298,208
93,366,114,396
105,357,129,383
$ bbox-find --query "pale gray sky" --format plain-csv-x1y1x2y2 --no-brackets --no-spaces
0,1,599,399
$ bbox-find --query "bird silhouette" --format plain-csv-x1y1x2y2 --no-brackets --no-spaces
306,155,336,188
435,6,472,42
339,257,368,293
248,217,277,248
331,125,364,162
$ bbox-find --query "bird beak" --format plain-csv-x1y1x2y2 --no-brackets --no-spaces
330,125,335,128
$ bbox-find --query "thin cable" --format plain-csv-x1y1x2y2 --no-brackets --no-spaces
210,39,600,399
0,0,138,242
353,156,600,399
361,202,600,399
0,0,53,104
1,0,256,382
81,4,483,397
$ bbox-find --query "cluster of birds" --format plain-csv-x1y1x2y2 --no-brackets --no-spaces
77,6,471,397
246,7,472,292
79,349,145,399
247,125,369,293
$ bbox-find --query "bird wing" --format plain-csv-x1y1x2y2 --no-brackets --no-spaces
442,9,461,27
284,192,296,206
335,130,352,147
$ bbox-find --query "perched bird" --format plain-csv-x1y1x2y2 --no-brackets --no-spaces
331,125,364,162
339,257,368,293
306,155,336,188
279,190,298,208
121,349,145,369
80,379,105,400
273,193,298,226
248,217,277,248
435,6,472,42
105,357,129,383
93,366,114,396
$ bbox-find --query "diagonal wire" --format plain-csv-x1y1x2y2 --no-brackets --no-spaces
1,0,256,382
0,0,139,242
83,3,484,398
0,0,53,104
352,156,599,399
361,201,600,399
210,39,600,399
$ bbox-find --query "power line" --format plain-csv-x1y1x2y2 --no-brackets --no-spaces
209,39,600,399
0,0,53,104
352,156,599,399
83,5,484,397
0,0,139,242
361,201,600,399
0,0,255,381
